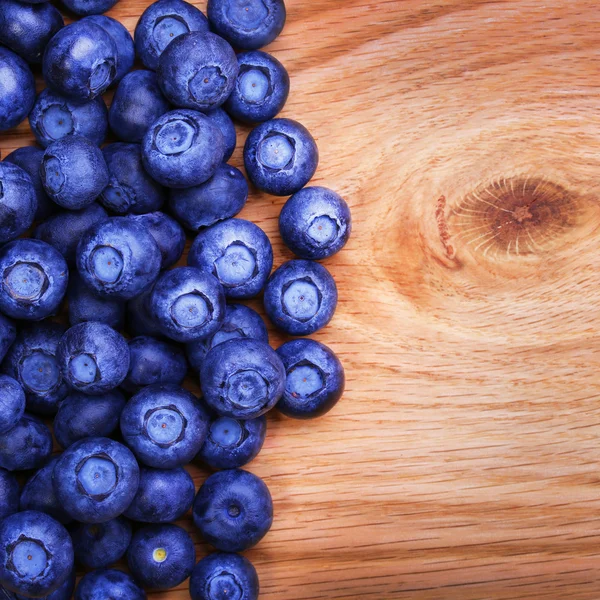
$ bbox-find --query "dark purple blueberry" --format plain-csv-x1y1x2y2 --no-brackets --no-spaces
150,267,226,343
200,338,285,420
127,524,195,590
120,383,210,468
207,0,286,51
76,217,162,301
0,414,52,471
71,517,132,569
0,376,24,434
0,47,35,131
124,466,195,523
62,0,120,16
2,323,68,415
190,552,259,600
0,240,68,321
169,164,248,232
188,218,272,299
157,31,238,112
0,162,37,243
0,469,19,521
244,118,318,196
67,273,125,330
225,50,289,123
0,511,73,598
122,336,188,393
43,20,118,101
74,569,145,600
53,437,140,523
53,389,126,449
279,186,351,260
263,259,337,335
192,468,273,552
57,322,130,395
198,414,266,470
205,108,236,161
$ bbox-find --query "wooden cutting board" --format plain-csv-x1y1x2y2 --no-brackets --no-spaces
2,1,600,598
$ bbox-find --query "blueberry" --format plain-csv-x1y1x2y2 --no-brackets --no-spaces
188,218,273,299
0,240,68,321
43,21,118,101
122,336,188,393
150,267,226,343
5,568,76,600
0,470,19,521
4,148,56,221
57,322,130,394
142,109,225,188
80,16,134,83
169,164,248,232
200,338,285,419
225,51,289,123
67,273,125,330
207,0,286,51
279,186,351,259
19,457,72,524
0,414,52,471
1,323,68,415
29,89,108,149
244,118,318,196
263,259,337,335
127,524,195,590
199,414,266,470
62,0,120,16
276,340,344,419
127,212,186,269
134,0,209,70
101,143,166,215
193,468,273,552
0,48,35,131
109,70,170,143
0,1,63,64
157,31,238,112
41,136,109,210
53,389,126,449
76,217,162,301
71,517,132,569
124,466,195,523
53,437,140,523
0,511,73,598
189,552,259,600
75,569,146,600
186,303,268,372
205,109,236,161
0,315,16,365
0,376,24,434
34,203,108,265
0,162,37,244
127,286,164,338
120,383,210,468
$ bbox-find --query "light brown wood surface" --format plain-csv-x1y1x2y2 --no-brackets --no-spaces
2,0,600,598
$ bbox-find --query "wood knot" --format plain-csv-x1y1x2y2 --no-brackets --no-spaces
449,177,582,260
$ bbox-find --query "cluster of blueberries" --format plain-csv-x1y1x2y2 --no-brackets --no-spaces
0,0,352,598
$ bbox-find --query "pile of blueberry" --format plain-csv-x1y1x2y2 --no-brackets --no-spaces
0,0,352,598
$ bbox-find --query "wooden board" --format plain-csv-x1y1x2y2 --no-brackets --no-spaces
2,0,600,598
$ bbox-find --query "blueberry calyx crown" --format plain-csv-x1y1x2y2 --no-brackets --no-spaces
226,0,269,31
143,404,188,447
153,15,189,53
206,570,243,600
88,59,116,97
257,132,295,171
237,65,273,104
170,291,214,328
286,360,326,399
75,453,119,501
213,242,258,288
6,534,51,579
153,116,198,156
225,368,269,410
4,262,49,303
39,104,74,141
189,66,227,104
19,350,61,394
281,276,321,322
306,215,340,247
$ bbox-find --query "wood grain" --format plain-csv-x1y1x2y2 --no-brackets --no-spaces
3,0,600,598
